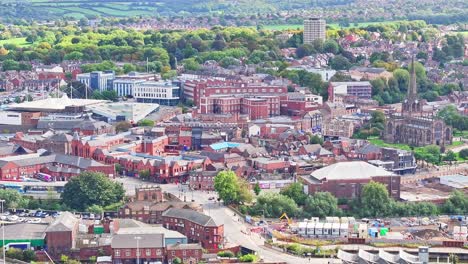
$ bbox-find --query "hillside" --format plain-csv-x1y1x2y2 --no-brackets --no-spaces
0,0,466,24
0,0,350,20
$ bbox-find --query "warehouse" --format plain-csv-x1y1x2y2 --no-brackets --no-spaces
0,223,47,249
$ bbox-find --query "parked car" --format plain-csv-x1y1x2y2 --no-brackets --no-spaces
7,215,18,222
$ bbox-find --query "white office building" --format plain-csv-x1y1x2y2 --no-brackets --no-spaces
113,79,146,97
112,72,156,97
77,71,115,92
304,18,326,44
133,81,180,106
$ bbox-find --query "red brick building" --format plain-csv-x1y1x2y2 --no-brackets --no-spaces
162,208,224,249
183,79,287,106
111,233,202,264
112,233,166,263
45,212,79,257
0,152,114,181
166,243,203,264
189,170,217,191
251,157,291,173
198,95,281,120
301,161,400,199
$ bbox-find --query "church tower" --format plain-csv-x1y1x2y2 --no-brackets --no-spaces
402,56,421,116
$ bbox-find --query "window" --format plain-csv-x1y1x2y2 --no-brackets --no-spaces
125,250,131,257
183,250,187,256
146,249,151,256
172,251,175,256
115,250,120,257
156,249,162,255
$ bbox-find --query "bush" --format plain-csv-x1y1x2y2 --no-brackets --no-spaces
217,251,235,258
286,243,303,255
239,254,257,262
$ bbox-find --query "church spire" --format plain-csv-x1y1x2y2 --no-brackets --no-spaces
408,56,417,99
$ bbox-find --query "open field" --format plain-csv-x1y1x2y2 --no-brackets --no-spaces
368,138,412,151
0,37,32,47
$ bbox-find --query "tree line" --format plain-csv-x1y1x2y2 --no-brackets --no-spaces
212,171,467,219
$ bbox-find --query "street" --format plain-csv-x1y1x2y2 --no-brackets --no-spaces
115,177,339,264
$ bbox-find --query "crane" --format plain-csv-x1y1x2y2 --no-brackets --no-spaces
279,212,292,225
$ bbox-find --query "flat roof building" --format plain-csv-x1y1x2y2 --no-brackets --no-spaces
304,18,326,44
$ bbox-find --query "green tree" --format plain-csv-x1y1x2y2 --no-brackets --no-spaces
139,169,151,181
115,121,132,133
183,58,200,71
442,190,468,214
122,63,137,74
87,204,104,215
323,39,339,54
309,135,324,145
359,181,392,217
0,189,28,208
214,170,240,205
251,192,299,217
414,145,441,165
238,179,253,204
443,150,456,164
253,182,261,196
89,256,97,263
22,250,37,262
137,119,155,127
329,55,351,70
172,257,182,264
280,182,307,206
459,149,468,160
115,164,123,175
304,192,341,218
61,172,125,211
5,248,23,261
60,255,69,263
437,105,468,131
2,59,20,71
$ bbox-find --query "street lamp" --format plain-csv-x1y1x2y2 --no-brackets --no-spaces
134,236,142,264
0,199,5,264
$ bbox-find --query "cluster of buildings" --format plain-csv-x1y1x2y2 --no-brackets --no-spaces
77,71,180,106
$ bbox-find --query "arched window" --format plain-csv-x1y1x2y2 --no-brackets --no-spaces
445,128,451,141
426,131,432,142
387,122,393,134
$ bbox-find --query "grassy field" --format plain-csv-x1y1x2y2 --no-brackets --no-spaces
0,37,32,47
368,139,412,151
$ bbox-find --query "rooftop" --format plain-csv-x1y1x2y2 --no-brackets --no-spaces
7,94,105,111
3,223,47,240
162,208,219,227
111,233,164,249
87,102,159,123
46,212,79,232
310,161,395,181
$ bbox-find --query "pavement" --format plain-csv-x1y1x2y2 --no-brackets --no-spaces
114,177,340,264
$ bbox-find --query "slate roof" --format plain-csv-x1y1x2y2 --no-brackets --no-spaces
4,223,47,240
0,143,29,156
166,243,203,250
356,144,381,155
162,208,219,227
0,153,106,169
46,212,78,232
111,233,164,249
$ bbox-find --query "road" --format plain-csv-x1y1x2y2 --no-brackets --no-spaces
115,177,339,264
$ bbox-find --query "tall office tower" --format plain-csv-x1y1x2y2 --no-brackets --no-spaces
303,18,326,44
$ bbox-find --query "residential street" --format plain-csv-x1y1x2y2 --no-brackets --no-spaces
115,177,340,264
